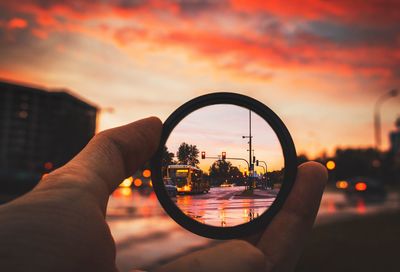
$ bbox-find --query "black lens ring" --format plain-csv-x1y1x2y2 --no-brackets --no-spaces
150,92,297,239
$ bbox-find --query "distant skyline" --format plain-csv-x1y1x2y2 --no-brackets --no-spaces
0,1,399,157
167,105,285,173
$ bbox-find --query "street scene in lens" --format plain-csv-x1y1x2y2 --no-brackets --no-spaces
163,105,285,227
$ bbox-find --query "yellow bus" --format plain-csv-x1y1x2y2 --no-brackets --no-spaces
167,165,210,194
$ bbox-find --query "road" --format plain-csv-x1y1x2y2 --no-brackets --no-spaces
107,188,212,271
174,186,277,226
107,187,400,271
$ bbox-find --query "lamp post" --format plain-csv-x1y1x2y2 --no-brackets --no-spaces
257,165,266,174
374,89,398,150
258,160,268,174
242,110,253,189
258,160,268,190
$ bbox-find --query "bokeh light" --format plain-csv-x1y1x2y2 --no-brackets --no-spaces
326,160,336,170
134,178,143,187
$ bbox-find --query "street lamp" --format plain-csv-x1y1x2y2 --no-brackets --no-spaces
258,160,268,173
374,89,398,150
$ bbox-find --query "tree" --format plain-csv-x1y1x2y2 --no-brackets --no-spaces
268,169,284,185
209,160,233,186
177,142,199,166
297,154,309,166
228,166,244,185
229,166,242,178
162,146,175,168
162,146,175,176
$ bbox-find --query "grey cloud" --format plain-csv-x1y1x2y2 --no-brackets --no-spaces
305,20,400,46
176,0,226,15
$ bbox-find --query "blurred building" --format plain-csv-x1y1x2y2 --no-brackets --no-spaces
389,117,400,154
387,117,400,184
0,81,97,193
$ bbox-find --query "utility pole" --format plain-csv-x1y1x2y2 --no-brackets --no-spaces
242,110,253,189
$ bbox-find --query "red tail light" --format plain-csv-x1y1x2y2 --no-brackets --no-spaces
355,182,367,191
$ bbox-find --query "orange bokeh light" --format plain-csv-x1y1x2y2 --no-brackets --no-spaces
355,182,367,191
336,180,348,189
120,187,132,197
326,160,336,170
119,176,133,188
142,169,151,178
134,178,143,187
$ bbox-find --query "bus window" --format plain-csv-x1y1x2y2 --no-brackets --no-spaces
176,169,189,177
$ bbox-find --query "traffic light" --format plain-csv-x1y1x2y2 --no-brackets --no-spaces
201,151,206,159
253,156,256,163
256,160,259,166
222,152,226,160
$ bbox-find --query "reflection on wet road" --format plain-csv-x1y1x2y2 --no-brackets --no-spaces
107,187,400,271
107,188,213,271
316,190,400,225
174,186,277,226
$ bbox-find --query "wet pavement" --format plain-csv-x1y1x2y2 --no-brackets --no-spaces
107,188,213,271
316,190,400,225
174,186,277,226
107,187,400,271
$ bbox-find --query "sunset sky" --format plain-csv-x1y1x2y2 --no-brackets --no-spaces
0,0,399,157
166,105,284,173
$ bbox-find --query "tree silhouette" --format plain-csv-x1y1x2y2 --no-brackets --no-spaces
161,146,175,176
209,160,231,177
162,146,175,168
177,142,199,166
209,160,232,185
229,166,243,179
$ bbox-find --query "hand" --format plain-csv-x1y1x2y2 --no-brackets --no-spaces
0,117,162,272
155,163,327,272
0,117,327,272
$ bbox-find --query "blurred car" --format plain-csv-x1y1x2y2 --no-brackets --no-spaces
165,184,177,197
220,181,235,187
163,178,177,197
336,177,387,202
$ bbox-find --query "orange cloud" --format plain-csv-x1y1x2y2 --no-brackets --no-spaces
7,18,28,29
0,0,399,86
155,28,397,81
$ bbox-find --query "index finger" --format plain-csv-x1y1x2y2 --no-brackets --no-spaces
37,117,162,208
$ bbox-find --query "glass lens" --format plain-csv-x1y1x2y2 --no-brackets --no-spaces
162,104,284,227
